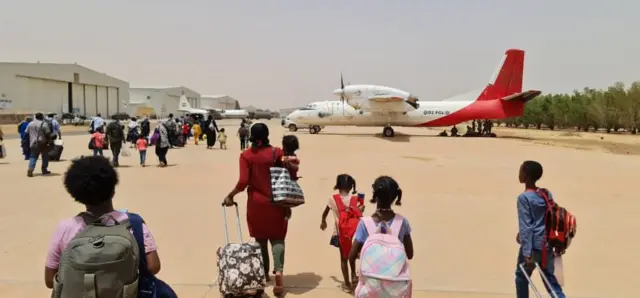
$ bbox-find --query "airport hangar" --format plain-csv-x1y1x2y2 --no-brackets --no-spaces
128,86,200,118
200,94,240,110
0,62,128,118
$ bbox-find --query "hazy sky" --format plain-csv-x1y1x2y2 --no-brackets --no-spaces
2,0,639,109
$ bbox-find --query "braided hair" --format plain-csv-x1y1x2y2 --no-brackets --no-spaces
371,175,402,207
334,174,357,194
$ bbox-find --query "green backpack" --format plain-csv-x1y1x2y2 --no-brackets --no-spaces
51,213,140,298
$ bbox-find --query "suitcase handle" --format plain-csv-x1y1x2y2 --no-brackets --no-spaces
222,202,243,245
518,262,559,298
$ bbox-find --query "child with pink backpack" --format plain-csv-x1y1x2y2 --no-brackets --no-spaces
348,176,414,298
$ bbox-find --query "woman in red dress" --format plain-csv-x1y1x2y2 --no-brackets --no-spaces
223,123,296,296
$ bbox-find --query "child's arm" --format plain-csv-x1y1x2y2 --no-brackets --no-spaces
320,205,330,230
349,220,367,262
402,218,414,259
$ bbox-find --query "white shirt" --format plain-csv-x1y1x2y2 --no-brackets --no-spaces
128,120,138,129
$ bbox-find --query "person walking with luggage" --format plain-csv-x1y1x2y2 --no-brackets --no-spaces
44,156,162,294
222,123,298,297
26,113,53,177
515,161,566,298
320,174,363,293
106,119,126,167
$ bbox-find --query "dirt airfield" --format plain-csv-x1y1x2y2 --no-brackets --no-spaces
0,120,637,298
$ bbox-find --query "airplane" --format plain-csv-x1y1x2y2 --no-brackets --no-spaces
286,48,541,137
177,95,249,120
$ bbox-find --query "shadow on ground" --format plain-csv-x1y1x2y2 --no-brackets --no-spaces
315,132,434,143
283,272,322,295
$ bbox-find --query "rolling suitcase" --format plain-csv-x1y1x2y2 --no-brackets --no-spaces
217,203,266,298
48,139,64,161
519,262,560,298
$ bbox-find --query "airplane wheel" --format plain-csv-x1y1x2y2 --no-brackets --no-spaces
288,124,298,132
310,125,321,134
383,126,395,137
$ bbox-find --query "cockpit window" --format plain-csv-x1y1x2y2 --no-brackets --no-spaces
298,107,316,111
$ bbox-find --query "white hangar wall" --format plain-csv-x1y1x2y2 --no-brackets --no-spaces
128,86,200,118
0,62,129,117
200,95,240,110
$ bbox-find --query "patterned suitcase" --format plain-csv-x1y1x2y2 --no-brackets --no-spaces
217,203,266,297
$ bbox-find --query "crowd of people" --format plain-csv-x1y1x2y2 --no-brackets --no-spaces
29,118,568,297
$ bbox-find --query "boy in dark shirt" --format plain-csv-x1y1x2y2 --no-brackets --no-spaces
515,160,565,298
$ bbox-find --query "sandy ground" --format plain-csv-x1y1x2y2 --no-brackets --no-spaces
0,120,637,298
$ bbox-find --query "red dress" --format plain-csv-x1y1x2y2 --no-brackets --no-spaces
234,146,297,240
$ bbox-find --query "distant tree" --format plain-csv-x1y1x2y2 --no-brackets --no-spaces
503,81,640,133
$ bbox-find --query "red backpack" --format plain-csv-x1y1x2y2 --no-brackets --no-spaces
334,194,362,239
536,188,577,266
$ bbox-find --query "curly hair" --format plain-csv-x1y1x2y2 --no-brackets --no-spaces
64,156,119,206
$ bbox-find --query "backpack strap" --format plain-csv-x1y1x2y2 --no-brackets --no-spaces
78,212,119,226
362,217,377,235
389,215,404,238
534,188,553,269
333,194,346,211
349,196,359,209
128,212,151,277
84,274,97,298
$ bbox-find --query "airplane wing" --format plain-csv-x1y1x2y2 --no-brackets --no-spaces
355,95,417,113
500,90,541,103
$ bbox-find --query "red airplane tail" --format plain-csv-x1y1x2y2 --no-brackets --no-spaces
476,49,524,101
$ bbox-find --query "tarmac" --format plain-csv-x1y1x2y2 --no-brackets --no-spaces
0,120,635,297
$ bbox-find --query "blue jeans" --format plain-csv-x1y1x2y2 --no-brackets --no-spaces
139,150,147,165
93,149,103,156
28,150,49,172
515,247,565,298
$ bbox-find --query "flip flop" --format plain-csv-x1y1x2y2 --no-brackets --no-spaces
340,283,353,294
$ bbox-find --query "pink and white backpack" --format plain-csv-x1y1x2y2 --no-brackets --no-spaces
355,216,412,298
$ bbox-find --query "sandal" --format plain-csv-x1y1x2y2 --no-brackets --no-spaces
351,275,359,289
340,283,353,294
273,272,285,296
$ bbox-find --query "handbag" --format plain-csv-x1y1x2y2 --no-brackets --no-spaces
121,146,131,157
269,147,305,207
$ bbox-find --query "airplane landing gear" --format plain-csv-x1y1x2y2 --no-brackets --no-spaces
382,126,395,138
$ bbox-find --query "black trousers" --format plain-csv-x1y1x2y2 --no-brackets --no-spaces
240,137,247,150
155,146,168,164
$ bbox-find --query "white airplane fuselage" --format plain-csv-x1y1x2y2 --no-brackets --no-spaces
289,97,472,127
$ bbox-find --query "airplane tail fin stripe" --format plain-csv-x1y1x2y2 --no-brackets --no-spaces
477,49,525,101
501,90,541,103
